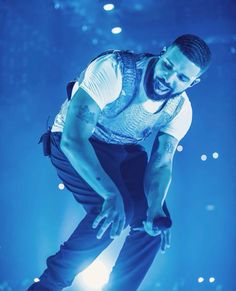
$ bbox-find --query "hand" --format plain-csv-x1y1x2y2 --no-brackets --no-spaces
143,205,167,236
132,225,171,253
92,194,126,240
159,228,171,253
132,223,171,254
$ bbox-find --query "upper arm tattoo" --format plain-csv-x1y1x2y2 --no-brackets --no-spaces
164,141,175,154
75,105,96,125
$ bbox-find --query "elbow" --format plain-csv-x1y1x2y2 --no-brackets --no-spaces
60,134,73,151
60,139,70,153
155,161,173,173
60,136,88,153
156,164,173,183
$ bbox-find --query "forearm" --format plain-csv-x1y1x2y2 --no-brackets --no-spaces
144,160,172,207
61,139,120,199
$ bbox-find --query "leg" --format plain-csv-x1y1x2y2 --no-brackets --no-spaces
103,146,162,291
28,132,133,290
28,212,114,291
103,228,162,291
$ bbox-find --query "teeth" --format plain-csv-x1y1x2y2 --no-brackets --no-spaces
156,80,169,92
158,81,168,90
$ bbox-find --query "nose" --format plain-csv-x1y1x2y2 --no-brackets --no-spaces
164,72,175,86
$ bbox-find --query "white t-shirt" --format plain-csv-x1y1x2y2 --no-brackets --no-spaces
51,53,192,142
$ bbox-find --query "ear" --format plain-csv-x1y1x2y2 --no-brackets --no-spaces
160,46,167,56
189,78,201,88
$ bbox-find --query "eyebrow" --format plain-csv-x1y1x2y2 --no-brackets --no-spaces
165,57,191,81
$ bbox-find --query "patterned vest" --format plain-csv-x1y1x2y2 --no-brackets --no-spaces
67,50,185,145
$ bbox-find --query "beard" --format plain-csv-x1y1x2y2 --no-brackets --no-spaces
143,57,181,101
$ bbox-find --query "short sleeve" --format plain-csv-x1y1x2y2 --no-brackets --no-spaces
72,54,122,110
160,93,193,142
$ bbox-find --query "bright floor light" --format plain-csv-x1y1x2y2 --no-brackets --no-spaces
80,260,109,289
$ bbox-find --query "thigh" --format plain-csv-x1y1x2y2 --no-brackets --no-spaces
49,132,132,216
120,147,149,227
120,146,148,200
50,132,104,212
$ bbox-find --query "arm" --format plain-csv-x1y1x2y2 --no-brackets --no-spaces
144,132,178,207
60,87,125,238
61,87,119,199
143,132,178,235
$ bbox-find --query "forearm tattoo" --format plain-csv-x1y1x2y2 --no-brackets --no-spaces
75,105,96,125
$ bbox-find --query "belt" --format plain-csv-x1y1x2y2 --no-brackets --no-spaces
38,126,52,156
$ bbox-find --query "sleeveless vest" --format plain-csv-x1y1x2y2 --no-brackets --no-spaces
67,50,185,145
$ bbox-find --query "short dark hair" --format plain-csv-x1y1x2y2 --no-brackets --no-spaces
172,34,211,73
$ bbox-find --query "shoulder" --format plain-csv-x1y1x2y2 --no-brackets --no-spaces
86,52,121,74
180,91,192,116
73,52,122,110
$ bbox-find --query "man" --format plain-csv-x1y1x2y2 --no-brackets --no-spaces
28,34,211,291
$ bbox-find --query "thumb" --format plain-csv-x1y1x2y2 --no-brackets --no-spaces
144,213,154,232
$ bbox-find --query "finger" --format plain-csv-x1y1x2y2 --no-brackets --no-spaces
132,226,145,232
92,211,108,229
166,229,171,248
110,218,119,239
96,218,113,239
152,228,162,236
116,218,126,236
160,231,166,253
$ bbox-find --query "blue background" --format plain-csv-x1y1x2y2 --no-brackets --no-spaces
0,0,235,290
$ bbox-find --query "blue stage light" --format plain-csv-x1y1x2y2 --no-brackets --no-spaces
201,154,207,161
212,152,219,159
177,145,183,152
111,27,122,34
198,277,204,283
58,183,65,190
206,204,215,211
103,3,115,11
209,277,216,283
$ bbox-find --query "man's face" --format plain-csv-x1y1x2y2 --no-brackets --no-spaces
153,45,201,97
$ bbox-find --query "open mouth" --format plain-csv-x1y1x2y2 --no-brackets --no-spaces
154,79,171,94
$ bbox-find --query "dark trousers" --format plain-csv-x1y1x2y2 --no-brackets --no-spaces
28,129,165,291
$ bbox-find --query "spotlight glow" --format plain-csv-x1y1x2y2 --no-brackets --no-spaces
103,3,115,11
209,277,216,283
212,152,219,159
58,183,65,190
177,145,183,152
111,27,122,34
82,25,88,32
206,204,215,211
80,260,109,289
33,278,40,283
198,277,204,283
92,38,98,45
201,154,207,161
